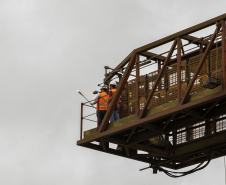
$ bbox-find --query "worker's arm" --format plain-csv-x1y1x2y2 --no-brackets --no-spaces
90,101,97,105
91,94,100,105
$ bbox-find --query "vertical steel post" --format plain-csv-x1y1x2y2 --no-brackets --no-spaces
158,60,161,91
135,54,140,119
213,117,216,134
177,37,182,104
80,103,83,140
222,20,226,89
208,54,211,77
186,59,189,85
173,131,177,145
145,74,148,100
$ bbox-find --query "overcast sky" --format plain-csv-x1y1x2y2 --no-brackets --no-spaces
1,0,226,185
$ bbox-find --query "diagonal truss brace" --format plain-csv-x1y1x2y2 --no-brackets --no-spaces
139,39,177,119
180,23,222,105
98,52,136,133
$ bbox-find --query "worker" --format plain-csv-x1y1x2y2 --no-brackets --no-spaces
108,81,120,123
91,85,109,126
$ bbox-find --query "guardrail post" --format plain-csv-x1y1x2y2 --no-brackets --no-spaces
80,103,83,140
97,97,99,129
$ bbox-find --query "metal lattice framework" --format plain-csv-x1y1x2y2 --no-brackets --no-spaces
77,14,226,175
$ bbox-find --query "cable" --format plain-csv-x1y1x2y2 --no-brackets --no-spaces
157,158,211,178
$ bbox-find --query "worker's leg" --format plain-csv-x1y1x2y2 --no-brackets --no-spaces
115,106,120,121
99,110,106,126
97,111,101,126
110,110,115,123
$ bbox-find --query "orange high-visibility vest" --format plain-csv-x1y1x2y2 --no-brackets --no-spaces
109,89,120,107
97,92,109,111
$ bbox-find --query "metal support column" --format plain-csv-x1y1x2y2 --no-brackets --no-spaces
177,37,182,104
80,103,83,140
136,54,140,119
158,60,162,91
222,20,226,89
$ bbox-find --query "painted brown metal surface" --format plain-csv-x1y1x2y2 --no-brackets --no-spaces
222,20,226,89
136,13,226,53
78,90,226,145
181,23,222,105
98,53,136,133
139,40,177,119
135,54,140,119
177,37,182,104
78,14,226,173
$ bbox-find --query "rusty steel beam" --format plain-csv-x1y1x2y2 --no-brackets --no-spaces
182,35,209,46
163,114,176,130
177,37,182,104
100,140,109,151
204,99,220,117
222,20,226,89
140,123,162,133
104,51,133,83
104,14,226,84
136,54,140,119
140,51,166,61
103,136,169,157
181,23,222,105
105,14,226,84
125,127,136,144
170,49,200,65
98,52,136,133
127,129,160,145
139,40,177,119
136,14,226,53
173,131,226,157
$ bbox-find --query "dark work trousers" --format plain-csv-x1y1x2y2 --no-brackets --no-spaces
97,110,107,126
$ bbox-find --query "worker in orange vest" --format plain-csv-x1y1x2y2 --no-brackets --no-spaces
108,81,120,123
91,85,109,126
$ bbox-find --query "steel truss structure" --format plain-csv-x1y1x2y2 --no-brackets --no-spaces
77,14,226,175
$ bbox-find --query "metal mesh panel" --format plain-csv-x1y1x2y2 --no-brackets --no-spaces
210,47,222,79
168,64,177,87
148,91,165,108
119,46,223,119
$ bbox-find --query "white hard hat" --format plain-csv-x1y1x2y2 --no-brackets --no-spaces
101,85,108,90
110,81,117,86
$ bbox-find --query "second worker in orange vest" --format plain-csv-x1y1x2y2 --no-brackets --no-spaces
108,81,120,123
